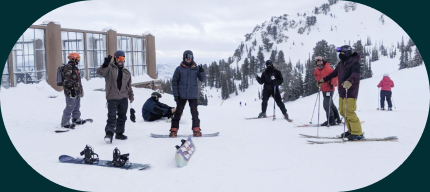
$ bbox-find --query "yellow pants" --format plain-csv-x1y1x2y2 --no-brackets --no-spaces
339,98,363,135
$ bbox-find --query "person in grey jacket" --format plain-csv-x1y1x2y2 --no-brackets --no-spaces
97,50,134,143
170,50,207,137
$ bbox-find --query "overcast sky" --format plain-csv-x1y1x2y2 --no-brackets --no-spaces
34,0,325,64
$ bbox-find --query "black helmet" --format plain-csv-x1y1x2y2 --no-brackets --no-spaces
183,50,194,60
151,92,162,98
336,45,352,57
266,60,273,65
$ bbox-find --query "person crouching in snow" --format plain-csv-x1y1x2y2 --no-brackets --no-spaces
142,92,176,121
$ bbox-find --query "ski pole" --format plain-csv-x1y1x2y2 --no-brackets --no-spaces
309,87,320,124
377,88,380,110
327,91,333,127
392,95,396,109
317,88,321,137
342,89,348,143
273,86,276,121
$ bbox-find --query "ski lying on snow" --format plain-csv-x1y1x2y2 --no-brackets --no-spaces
244,116,274,120
307,136,398,144
297,121,365,127
59,155,150,170
55,119,93,133
150,132,219,138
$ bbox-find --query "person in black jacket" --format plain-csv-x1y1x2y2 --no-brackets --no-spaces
142,92,176,121
256,60,291,121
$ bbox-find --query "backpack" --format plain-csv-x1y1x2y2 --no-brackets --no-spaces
56,64,66,86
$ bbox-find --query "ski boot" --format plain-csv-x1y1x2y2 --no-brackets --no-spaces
115,133,128,140
283,113,292,122
169,128,178,138
338,131,351,138
381,107,385,111
73,118,86,125
258,112,267,118
321,121,329,126
388,107,392,111
336,117,342,125
104,131,113,144
345,134,364,141
80,145,99,164
193,127,202,137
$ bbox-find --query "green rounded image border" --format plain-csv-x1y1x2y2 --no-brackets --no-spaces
0,0,428,191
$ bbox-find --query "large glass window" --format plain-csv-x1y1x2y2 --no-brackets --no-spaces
117,36,132,71
86,33,106,78
61,31,85,78
2,59,10,89
12,28,46,85
133,37,147,76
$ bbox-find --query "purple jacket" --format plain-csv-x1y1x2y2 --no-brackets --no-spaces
323,52,361,98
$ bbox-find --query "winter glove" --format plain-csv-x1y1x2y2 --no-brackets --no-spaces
102,55,112,68
342,80,352,89
317,79,325,87
70,90,76,98
130,108,136,123
198,64,204,72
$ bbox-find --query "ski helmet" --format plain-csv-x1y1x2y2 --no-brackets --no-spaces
266,60,273,65
336,45,353,57
114,50,125,57
67,53,81,62
183,50,194,60
383,73,389,77
151,92,162,98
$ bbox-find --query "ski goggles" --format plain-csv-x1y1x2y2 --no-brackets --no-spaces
116,56,125,62
184,53,193,60
314,56,323,61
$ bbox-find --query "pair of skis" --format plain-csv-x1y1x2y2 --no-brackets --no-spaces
244,115,293,122
300,134,398,144
296,121,365,128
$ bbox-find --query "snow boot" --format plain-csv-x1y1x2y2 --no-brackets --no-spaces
115,133,128,140
169,128,178,138
104,131,113,144
62,123,75,129
193,127,202,137
388,107,392,111
345,134,364,141
381,107,385,111
73,118,86,125
258,112,267,118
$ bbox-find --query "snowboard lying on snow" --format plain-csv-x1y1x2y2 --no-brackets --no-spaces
59,155,150,170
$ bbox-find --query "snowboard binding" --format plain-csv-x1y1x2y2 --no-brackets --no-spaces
175,139,187,150
80,145,99,164
112,147,129,167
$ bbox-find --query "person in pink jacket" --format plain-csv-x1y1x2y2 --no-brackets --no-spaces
377,73,394,110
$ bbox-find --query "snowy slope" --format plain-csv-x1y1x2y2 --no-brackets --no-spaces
0,52,428,191
237,2,408,65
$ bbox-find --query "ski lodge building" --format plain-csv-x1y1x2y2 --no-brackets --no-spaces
2,22,157,91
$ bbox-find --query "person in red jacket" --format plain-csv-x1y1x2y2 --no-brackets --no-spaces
314,56,341,126
377,73,394,110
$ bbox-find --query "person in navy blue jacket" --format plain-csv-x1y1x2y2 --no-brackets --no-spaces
142,92,175,121
170,50,207,137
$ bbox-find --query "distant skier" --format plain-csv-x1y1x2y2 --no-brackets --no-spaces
170,50,207,137
240,101,242,106
377,73,394,110
318,45,363,141
60,53,85,128
314,56,341,126
97,51,134,143
142,92,176,121
256,60,291,121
